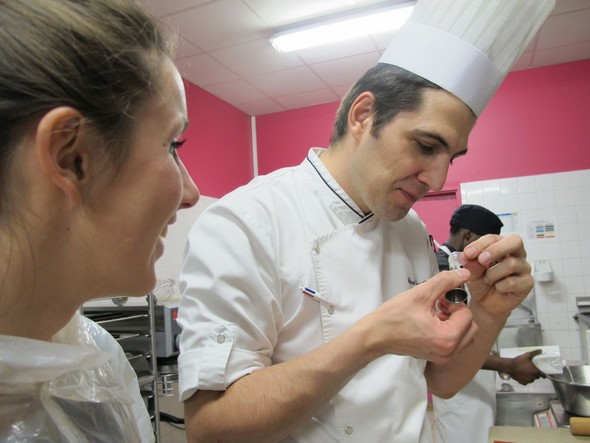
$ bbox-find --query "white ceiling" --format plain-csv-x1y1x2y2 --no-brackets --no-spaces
138,0,590,116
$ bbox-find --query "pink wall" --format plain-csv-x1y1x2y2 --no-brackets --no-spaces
256,60,590,184
444,59,590,191
179,80,253,198
180,59,589,203
256,102,339,174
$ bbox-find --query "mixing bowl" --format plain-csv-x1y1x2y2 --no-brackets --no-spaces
547,365,590,417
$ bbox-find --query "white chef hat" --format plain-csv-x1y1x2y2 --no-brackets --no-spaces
379,0,555,116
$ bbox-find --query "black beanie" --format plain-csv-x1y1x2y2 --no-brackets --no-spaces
450,204,503,236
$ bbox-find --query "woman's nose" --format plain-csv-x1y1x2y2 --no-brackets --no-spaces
179,161,200,209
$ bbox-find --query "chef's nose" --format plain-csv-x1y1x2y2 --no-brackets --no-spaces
417,161,449,192
179,160,200,209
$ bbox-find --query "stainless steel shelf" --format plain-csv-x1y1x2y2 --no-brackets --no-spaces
82,294,161,442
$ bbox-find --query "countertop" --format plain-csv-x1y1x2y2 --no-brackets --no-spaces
489,426,590,442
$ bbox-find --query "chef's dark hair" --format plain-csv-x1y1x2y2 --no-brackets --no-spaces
330,63,442,144
0,0,172,214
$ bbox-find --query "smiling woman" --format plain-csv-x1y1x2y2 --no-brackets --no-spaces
0,1,199,441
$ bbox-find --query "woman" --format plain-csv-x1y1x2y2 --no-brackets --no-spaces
0,1,200,441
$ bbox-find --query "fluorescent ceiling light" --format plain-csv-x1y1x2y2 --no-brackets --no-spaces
270,2,414,53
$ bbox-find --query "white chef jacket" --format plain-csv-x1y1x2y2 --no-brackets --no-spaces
432,370,496,443
178,148,439,442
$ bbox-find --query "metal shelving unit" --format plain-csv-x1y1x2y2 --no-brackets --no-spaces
83,294,161,442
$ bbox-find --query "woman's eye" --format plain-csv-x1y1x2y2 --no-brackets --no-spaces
169,139,187,160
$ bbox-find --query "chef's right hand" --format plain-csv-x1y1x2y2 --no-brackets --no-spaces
356,268,477,364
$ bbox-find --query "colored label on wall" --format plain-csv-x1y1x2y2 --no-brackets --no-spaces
527,220,556,239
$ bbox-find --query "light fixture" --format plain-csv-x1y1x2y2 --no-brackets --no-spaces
270,2,415,53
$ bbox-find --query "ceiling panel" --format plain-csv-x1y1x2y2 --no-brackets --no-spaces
210,39,304,77
138,0,590,115
247,66,327,96
536,9,590,48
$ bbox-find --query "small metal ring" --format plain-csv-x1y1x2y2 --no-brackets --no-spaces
445,288,468,304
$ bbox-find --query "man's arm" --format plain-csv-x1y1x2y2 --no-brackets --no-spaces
184,270,476,443
184,326,373,443
483,350,545,385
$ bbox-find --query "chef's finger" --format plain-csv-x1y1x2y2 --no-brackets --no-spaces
485,272,534,298
481,255,532,288
436,308,477,359
463,234,527,267
420,268,470,304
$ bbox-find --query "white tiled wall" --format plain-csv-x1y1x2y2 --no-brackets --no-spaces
155,196,218,294
461,169,590,362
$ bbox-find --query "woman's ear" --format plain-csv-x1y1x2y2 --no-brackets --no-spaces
35,107,90,203
348,91,375,141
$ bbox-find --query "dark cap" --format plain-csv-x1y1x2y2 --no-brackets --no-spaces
450,204,503,235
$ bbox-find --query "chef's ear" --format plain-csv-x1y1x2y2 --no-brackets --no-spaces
35,107,90,203
348,92,375,140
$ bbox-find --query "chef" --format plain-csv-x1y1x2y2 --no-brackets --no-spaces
177,1,555,442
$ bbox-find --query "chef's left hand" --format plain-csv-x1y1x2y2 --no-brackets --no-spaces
460,233,533,318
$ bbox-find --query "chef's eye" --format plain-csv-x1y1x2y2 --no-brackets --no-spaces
169,139,186,161
416,141,435,155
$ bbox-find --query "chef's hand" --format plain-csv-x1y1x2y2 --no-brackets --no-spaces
460,234,533,318
357,268,477,365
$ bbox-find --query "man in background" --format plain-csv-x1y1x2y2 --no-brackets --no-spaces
433,204,545,443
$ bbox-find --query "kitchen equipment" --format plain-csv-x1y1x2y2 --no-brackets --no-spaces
574,298,590,363
495,375,557,426
84,300,180,358
82,294,161,441
496,320,542,350
445,251,468,304
577,297,590,315
83,296,182,442
445,288,468,304
547,365,590,417
533,259,554,282
570,417,590,436
533,409,559,428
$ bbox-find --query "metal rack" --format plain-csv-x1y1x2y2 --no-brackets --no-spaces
83,294,161,442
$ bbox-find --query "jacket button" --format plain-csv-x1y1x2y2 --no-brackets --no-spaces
327,305,334,315
345,426,353,435
216,334,226,344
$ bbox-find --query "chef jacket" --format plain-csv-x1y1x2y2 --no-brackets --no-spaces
432,369,497,443
178,148,439,442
